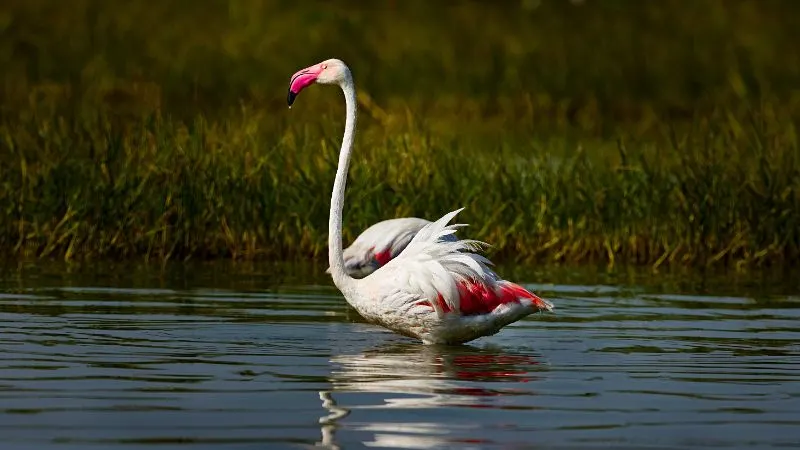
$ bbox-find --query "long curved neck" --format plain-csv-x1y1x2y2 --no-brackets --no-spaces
329,77,357,293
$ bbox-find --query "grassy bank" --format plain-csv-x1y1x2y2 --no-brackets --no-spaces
1,0,799,267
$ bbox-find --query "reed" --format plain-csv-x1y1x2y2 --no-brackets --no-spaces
1,0,799,267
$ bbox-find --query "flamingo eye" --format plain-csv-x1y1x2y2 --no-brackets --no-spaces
321,63,328,70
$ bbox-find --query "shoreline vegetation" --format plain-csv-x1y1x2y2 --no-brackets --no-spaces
1,1,799,268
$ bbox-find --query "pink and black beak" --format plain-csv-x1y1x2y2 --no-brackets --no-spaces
287,64,323,106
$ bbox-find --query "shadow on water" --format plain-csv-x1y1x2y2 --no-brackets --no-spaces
0,260,798,449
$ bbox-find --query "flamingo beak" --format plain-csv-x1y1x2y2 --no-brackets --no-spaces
287,65,323,107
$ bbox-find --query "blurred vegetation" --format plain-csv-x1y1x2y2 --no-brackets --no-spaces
0,0,798,268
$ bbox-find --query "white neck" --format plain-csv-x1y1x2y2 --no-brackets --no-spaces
329,75,357,293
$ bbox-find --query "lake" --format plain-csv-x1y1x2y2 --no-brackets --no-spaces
1,261,798,449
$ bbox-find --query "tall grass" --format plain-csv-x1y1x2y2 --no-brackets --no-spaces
1,0,799,267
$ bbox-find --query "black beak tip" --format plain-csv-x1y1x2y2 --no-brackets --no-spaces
287,90,296,106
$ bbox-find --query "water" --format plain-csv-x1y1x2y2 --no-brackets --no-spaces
1,261,798,449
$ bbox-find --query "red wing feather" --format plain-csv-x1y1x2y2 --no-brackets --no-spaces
421,280,546,316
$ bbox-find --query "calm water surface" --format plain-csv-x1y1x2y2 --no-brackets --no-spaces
0,261,798,449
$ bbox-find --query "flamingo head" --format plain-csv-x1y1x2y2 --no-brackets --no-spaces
287,58,351,106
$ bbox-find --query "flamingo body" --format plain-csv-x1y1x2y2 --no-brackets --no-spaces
347,209,553,344
287,58,553,345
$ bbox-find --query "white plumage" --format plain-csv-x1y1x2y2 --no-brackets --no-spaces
348,208,552,344
329,217,457,278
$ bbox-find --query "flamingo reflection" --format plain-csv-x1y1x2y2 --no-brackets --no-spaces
316,343,545,448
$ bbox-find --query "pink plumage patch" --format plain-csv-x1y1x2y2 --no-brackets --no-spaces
373,248,392,266
495,281,550,310
423,280,547,316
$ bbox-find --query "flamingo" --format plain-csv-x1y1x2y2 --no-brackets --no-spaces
287,58,553,345
328,217,458,278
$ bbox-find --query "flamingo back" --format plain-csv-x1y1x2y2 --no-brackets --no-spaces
338,217,458,278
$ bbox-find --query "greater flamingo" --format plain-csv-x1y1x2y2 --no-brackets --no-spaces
288,58,553,344
329,217,458,278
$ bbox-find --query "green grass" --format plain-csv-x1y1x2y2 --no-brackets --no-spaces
1,0,799,268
